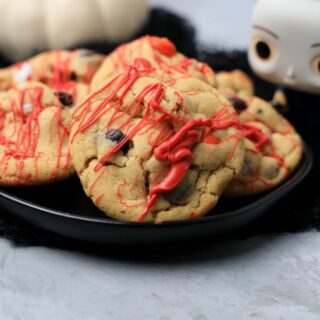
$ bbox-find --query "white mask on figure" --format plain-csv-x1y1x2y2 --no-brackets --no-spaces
248,0,320,94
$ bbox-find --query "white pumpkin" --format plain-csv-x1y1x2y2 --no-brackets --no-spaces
0,0,149,61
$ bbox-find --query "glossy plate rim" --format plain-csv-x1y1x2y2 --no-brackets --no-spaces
0,144,313,229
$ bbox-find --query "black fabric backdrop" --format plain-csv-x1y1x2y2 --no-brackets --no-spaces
0,9,319,249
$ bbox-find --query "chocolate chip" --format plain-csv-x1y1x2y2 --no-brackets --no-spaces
70,72,77,81
165,182,194,205
106,129,131,154
228,96,247,111
121,142,130,155
106,129,125,142
54,92,73,107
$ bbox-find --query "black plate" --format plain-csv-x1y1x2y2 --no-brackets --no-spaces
0,145,313,245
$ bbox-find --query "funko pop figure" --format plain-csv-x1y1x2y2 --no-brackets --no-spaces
248,0,320,157
249,0,320,95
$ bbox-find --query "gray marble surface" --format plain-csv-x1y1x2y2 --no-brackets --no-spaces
1,1,320,319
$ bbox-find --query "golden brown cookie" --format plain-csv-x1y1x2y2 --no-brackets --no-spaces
0,49,104,104
225,96,303,196
91,35,216,89
0,82,74,185
70,62,244,222
216,70,254,99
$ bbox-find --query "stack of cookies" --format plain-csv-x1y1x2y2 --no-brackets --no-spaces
0,36,303,222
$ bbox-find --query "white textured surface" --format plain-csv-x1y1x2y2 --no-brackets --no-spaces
1,232,320,320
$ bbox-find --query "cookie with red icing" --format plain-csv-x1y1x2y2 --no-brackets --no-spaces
216,70,254,99
0,49,104,104
70,62,244,222
91,35,216,90
0,68,13,91
0,82,74,185
225,96,303,196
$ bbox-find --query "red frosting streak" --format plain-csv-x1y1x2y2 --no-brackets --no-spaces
226,132,243,162
241,123,286,169
196,63,214,83
138,117,237,221
0,86,70,182
88,167,107,194
74,61,239,221
189,211,198,219
242,123,271,150
109,36,212,86
116,178,147,209
149,36,177,57
203,126,220,144
94,193,104,205
238,175,274,190
11,50,100,107
237,119,292,188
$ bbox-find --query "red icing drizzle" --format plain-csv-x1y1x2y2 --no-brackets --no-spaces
109,36,214,86
11,50,102,104
138,116,239,221
73,64,240,220
149,36,177,57
242,123,271,150
0,86,70,182
189,211,197,219
116,178,147,209
236,112,298,189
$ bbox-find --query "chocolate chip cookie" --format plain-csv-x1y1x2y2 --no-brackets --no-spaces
71,62,244,222
216,70,254,99
0,82,74,185
91,35,216,90
0,49,104,104
225,96,303,196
